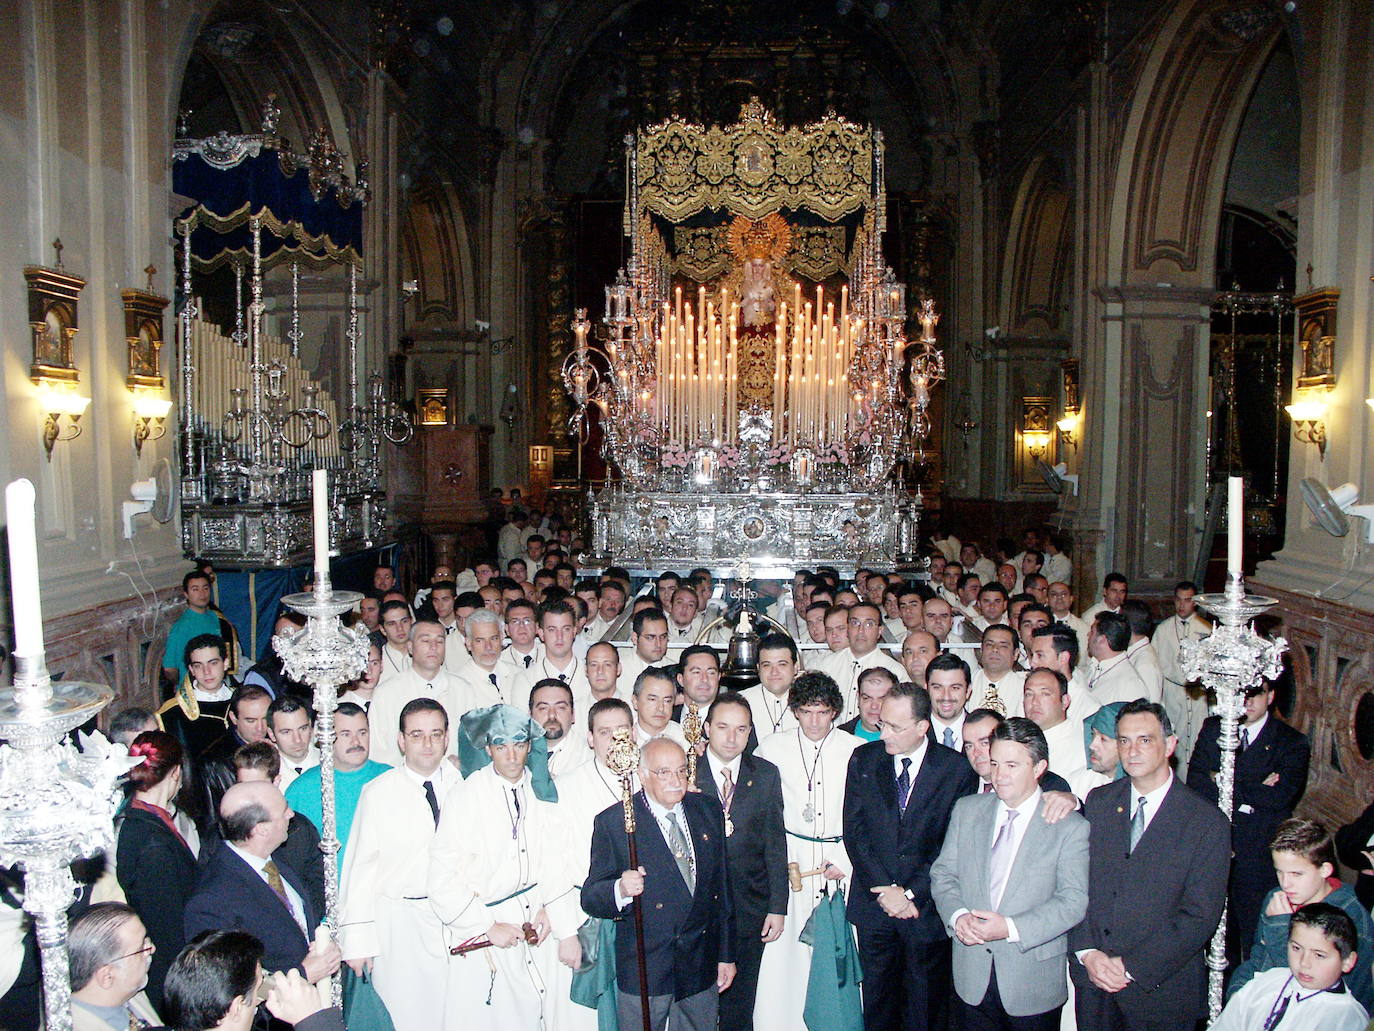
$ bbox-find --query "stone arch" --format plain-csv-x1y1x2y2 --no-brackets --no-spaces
1108,1,1288,288
169,3,357,167
1001,154,1072,337
402,182,478,329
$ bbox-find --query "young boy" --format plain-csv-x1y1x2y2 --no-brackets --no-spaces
1213,903,1368,1030
1228,818,1374,1011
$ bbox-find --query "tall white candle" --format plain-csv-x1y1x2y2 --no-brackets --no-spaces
312,468,330,582
5,479,44,658
1227,475,1244,577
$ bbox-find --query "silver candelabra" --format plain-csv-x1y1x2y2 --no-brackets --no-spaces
274,573,368,1008
1179,571,1286,1026
0,478,137,1031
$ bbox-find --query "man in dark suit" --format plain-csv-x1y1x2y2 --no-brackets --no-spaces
1186,681,1309,960
1071,699,1230,1031
183,781,340,985
843,680,978,1030
696,694,787,1030
1335,801,1374,909
583,737,736,1031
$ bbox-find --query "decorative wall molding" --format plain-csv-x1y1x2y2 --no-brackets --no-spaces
1251,582,1374,837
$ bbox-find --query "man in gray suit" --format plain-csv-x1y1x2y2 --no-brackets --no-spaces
931,717,1090,1030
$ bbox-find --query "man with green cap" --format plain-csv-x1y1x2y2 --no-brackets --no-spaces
1071,700,1128,799
428,703,583,1029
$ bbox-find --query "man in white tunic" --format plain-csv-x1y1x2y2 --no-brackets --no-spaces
739,634,800,742
1079,572,1127,624
429,582,472,673
455,608,517,708
753,672,862,1031
548,698,636,1031
631,667,687,747
618,608,672,689
1119,598,1165,696
515,599,592,704
1025,624,1101,720
814,603,906,721
1084,612,1155,705
969,625,1027,715
340,698,465,1031
376,601,414,685
529,679,592,779
428,704,583,1031
1021,668,1088,786
581,642,625,710
367,620,481,767
1152,581,1212,777
499,598,545,678
1047,582,1090,655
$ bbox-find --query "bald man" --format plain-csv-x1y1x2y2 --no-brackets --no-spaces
183,782,339,984
583,738,735,1031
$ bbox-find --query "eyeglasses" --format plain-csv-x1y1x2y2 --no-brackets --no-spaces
647,766,689,781
111,937,155,963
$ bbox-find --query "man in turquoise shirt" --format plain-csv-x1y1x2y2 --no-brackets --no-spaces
284,701,388,871
162,570,233,688
839,666,897,742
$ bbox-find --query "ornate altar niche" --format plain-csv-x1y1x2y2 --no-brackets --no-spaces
172,97,412,569
566,101,942,574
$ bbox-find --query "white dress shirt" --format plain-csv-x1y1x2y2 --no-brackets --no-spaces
930,713,966,751
950,787,1042,941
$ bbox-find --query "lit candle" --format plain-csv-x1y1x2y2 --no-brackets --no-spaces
312,468,330,583
5,479,44,658
1227,475,1244,577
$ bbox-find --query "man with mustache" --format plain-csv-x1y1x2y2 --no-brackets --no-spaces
283,703,388,872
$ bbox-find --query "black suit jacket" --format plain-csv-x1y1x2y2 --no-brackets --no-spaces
184,842,320,976
1336,800,1374,909
198,813,327,921
843,739,978,941
115,806,200,1007
1068,777,1230,1024
694,752,788,928
1186,713,1309,859
582,791,735,999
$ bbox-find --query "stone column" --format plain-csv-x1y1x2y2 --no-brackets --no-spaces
1075,285,1212,595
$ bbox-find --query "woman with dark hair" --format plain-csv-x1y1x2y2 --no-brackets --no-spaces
116,730,199,1008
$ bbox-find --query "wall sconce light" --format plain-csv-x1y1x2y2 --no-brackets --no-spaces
1285,390,1330,459
1020,396,1053,463
26,243,90,460
35,379,91,459
1024,429,1051,458
1056,412,1079,450
131,390,173,457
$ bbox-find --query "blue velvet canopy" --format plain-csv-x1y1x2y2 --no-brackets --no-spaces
173,146,364,272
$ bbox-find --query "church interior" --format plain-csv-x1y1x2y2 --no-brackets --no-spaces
0,0,1372,845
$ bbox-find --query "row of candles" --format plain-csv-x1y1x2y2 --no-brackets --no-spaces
651,282,859,444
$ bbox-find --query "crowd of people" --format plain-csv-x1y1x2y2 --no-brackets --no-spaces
8,516,1364,1031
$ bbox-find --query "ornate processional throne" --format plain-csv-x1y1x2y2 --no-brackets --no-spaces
565,100,943,577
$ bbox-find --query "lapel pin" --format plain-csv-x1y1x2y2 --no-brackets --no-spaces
701,832,710,841
1116,806,1124,813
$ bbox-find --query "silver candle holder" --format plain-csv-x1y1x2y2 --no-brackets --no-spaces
0,653,134,1031
274,574,368,1008
1179,572,1286,1026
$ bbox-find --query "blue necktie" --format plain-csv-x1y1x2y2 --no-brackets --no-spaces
896,757,913,809
943,727,955,749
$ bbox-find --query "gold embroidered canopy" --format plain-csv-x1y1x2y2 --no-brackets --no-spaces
629,99,883,227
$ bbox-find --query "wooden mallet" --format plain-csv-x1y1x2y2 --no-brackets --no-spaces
787,861,828,891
